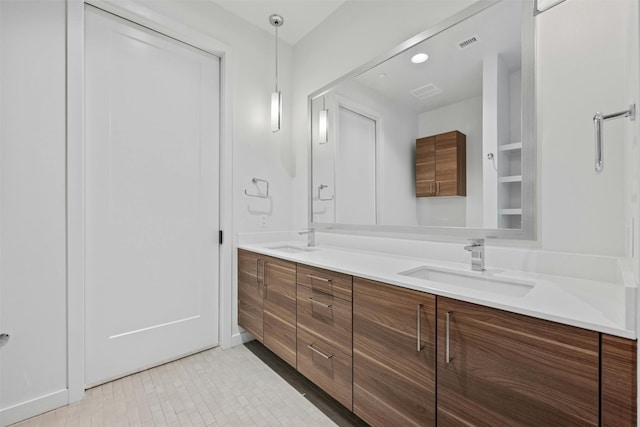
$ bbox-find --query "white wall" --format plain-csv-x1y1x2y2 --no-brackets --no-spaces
417,96,483,228
0,1,68,424
482,54,507,229
295,0,635,258
535,0,630,256
626,0,640,283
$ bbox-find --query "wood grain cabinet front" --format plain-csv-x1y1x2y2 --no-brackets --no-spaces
437,297,600,426
353,278,436,427
238,249,264,342
297,283,352,356
416,130,466,198
297,328,353,410
601,334,637,426
238,249,297,368
296,264,354,409
296,263,352,301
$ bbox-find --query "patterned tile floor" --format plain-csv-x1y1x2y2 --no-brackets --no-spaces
10,345,337,427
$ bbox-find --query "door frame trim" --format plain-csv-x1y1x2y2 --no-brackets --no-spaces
66,0,234,403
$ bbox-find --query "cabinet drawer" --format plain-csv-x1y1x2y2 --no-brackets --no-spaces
297,264,352,301
264,311,296,368
297,284,352,356
297,328,353,410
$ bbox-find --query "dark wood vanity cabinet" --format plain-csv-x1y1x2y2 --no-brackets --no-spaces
416,130,466,197
238,250,638,426
238,249,264,342
353,278,436,427
601,334,638,426
437,297,600,426
296,264,354,410
238,249,297,368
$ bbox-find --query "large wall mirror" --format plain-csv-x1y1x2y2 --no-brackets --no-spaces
309,0,535,240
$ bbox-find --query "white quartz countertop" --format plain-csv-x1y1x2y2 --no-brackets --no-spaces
238,241,637,339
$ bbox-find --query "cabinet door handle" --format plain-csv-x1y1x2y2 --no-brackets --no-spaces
261,260,267,287
307,344,333,359
308,274,330,283
437,181,441,196
256,259,264,288
446,311,452,364
309,297,332,308
416,304,423,352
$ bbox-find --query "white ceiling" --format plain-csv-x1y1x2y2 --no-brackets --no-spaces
210,0,346,46
353,0,523,113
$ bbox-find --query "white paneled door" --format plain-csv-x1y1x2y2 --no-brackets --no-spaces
85,7,220,386
335,106,377,225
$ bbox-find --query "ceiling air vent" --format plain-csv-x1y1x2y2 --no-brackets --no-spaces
458,35,479,50
410,83,442,100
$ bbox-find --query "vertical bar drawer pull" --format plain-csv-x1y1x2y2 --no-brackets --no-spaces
416,304,423,352
309,297,332,308
446,311,452,364
307,344,333,359
259,260,266,287
256,259,263,288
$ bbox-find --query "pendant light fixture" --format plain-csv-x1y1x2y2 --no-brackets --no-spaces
270,14,284,133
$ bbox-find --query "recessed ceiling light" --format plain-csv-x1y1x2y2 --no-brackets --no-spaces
411,53,429,64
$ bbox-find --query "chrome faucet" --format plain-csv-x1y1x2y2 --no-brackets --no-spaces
299,228,316,247
464,238,485,271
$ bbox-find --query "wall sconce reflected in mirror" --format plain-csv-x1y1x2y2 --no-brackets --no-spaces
318,109,328,144
318,95,328,144
270,14,284,133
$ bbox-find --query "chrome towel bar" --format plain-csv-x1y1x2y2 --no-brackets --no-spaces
593,104,635,172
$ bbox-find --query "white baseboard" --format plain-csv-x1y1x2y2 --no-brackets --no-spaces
1,389,68,427
231,331,255,347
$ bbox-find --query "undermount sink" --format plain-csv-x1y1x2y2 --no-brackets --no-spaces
267,245,319,254
399,266,534,297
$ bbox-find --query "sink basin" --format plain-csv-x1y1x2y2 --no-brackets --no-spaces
399,266,534,297
267,245,318,254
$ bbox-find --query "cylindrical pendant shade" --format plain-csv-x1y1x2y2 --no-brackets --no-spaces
271,91,281,132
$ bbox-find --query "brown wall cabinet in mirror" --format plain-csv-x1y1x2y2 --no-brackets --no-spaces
416,130,466,197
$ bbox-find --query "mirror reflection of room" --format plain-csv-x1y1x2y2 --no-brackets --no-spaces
311,0,526,230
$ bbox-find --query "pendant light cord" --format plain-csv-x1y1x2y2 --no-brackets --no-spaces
275,25,278,93
270,14,283,93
